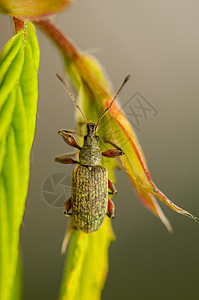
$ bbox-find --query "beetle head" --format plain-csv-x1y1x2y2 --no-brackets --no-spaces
83,122,99,147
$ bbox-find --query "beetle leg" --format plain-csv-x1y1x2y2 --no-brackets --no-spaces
108,178,117,196
102,140,124,157
64,197,72,217
102,148,124,157
58,130,81,150
55,155,79,164
107,198,115,219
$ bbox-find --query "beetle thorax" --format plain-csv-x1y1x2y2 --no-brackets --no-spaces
79,122,102,166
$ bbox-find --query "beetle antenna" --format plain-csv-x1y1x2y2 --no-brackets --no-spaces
96,74,130,127
56,73,88,124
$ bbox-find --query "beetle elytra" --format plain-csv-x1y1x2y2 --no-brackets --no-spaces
55,74,130,233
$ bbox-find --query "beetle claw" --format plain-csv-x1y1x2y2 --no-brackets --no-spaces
107,212,115,219
63,210,72,217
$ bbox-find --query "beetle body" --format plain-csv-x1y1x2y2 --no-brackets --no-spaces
72,164,108,233
56,122,122,233
71,123,107,233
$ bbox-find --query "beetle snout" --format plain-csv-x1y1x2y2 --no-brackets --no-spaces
87,122,97,136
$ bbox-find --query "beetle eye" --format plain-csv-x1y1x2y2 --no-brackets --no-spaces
96,136,99,141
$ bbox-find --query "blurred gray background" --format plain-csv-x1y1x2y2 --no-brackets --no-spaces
1,0,199,299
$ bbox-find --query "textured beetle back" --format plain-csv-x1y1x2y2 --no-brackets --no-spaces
71,165,108,233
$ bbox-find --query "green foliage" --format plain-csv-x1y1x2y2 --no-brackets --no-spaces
0,21,39,300
59,219,114,300
9,254,23,300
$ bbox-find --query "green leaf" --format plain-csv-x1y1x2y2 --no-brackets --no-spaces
0,21,39,300
9,254,23,300
46,19,197,299
58,48,197,299
59,219,114,300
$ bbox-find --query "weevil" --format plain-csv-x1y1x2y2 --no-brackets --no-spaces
55,74,130,233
